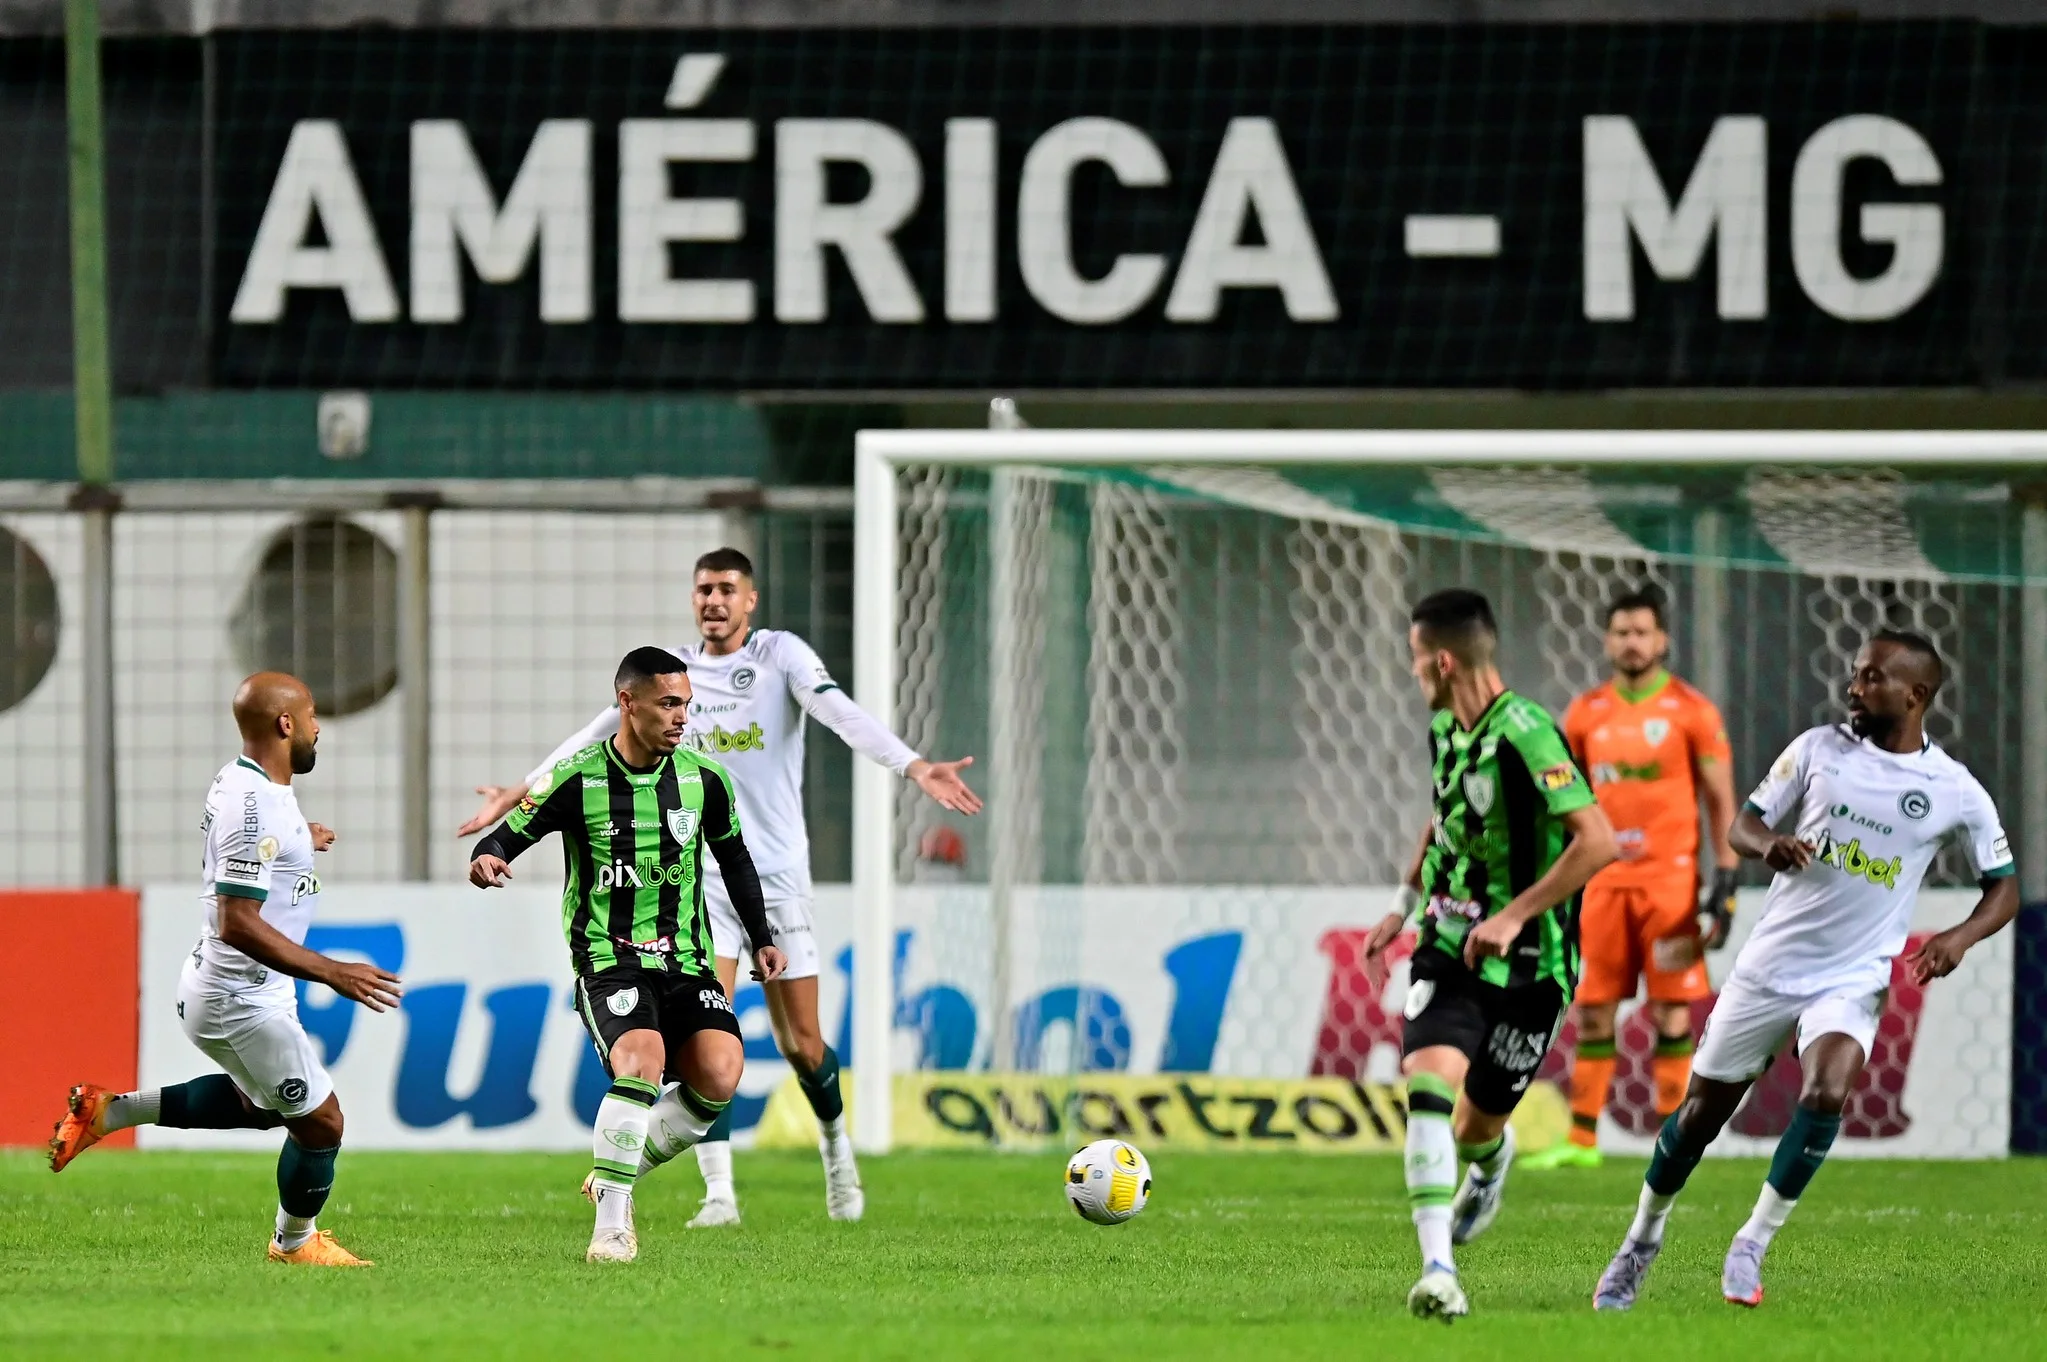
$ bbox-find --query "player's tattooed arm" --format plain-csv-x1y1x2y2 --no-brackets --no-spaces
217,897,402,1010
1908,874,2020,984
1730,806,1812,872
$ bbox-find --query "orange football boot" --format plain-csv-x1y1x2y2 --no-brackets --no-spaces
268,1230,373,1267
48,1084,115,1172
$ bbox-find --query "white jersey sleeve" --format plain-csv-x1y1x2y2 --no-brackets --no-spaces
526,705,622,789
774,632,922,776
1955,773,2016,880
1746,728,1821,827
208,772,278,902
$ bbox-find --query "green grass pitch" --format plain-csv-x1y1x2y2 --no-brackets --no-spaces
3,1148,2042,1360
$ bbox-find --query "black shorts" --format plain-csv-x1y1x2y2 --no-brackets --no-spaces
574,967,742,1079
1401,951,1568,1117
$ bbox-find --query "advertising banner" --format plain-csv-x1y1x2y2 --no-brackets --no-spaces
136,882,2006,1155
210,23,1981,389
2,891,139,1148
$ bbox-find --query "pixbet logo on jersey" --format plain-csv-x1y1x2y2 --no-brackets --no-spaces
594,858,690,890
1813,831,1903,890
699,722,766,754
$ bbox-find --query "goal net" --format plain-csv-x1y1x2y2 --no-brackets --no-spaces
848,430,2047,1159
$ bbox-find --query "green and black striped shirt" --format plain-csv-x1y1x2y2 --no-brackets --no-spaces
1418,691,1595,990
475,739,768,977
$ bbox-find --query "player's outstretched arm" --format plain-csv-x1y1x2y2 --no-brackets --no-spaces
907,756,982,815
457,786,528,838
218,898,402,1010
1465,804,1620,965
468,772,579,885
455,705,622,836
785,636,984,814
1909,874,2019,984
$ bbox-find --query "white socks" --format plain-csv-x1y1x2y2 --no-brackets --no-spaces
1627,1184,1680,1246
273,1208,316,1251
1737,1184,1797,1248
591,1078,659,1224
593,1182,634,1232
819,1114,852,1161
100,1090,161,1133
1405,1102,1459,1271
697,1140,735,1204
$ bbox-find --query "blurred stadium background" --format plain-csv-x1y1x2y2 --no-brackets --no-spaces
2,0,2045,1170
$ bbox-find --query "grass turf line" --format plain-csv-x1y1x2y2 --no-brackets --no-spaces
2,1149,2042,1360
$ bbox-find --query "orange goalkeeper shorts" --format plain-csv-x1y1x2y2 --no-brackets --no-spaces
1574,878,1710,1006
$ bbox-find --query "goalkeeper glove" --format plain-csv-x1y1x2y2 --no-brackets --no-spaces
1700,866,1738,950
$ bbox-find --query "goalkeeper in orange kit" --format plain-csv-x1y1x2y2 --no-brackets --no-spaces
1523,586,1740,1168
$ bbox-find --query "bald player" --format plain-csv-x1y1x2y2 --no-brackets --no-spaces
49,672,401,1268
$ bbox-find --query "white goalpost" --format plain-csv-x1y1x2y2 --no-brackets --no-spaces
850,428,2047,1155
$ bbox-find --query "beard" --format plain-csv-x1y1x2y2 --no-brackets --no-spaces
1847,707,1892,740
290,737,318,774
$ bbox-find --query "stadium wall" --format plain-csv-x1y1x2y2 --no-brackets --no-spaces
123,883,2015,1157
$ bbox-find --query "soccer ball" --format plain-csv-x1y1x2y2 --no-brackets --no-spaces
1064,1139,1151,1225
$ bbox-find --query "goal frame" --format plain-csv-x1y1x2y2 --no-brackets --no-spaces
849,428,2047,1153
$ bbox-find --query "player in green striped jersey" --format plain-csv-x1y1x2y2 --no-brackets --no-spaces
469,647,786,1264
1361,589,1619,1322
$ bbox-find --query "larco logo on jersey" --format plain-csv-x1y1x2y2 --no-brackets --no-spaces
1831,802,1893,836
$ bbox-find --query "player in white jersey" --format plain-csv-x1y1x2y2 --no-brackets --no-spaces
1593,631,2018,1312
49,672,402,1266
460,547,981,1225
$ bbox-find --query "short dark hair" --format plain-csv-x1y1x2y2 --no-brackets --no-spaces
1607,582,1668,630
1410,588,1498,663
694,547,755,578
1871,628,1945,696
615,645,687,694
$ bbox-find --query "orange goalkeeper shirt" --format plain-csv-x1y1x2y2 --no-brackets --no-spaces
1561,672,1731,887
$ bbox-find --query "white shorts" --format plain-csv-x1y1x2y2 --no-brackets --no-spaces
706,864,819,979
176,957,334,1118
1692,972,1885,1084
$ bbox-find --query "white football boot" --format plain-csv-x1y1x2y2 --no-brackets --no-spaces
823,1138,865,1222
1407,1265,1469,1322
687,1196,742,1228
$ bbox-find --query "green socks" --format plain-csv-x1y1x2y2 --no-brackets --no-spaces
160,1075,282,1131
1766,1104,1841,1200
796,1045,845,1124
